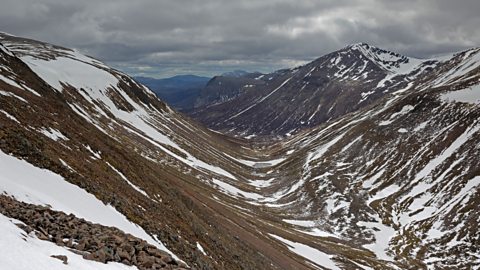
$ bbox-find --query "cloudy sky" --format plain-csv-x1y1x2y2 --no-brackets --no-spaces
1,0,479,78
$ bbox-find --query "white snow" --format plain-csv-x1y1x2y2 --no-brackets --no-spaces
106,162,150,198
269,234,340,270
397,128,408,133
413,121,429,132
357,221,396,261
247,178,275,188
378,105,414,126
440,84,480,104
296,227,338,238
84,145,101,159
0,150,178,259
212,179,264,200
362,169,386,189
0,214,138,270
308,132,346,162
283,219,316,227
0,110,20,123
39,127,68,141
196,242,207,256
412,123,480,184
224,153,286,168
0,90,28,102
8,42,238,181
21,55,119,93
227,76,293,120
0,43,14,57
434,49,480,86
367,184,400,204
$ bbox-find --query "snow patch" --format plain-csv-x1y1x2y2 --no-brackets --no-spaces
0,214,137,270
440,84,480,104
269,234,340,269
39,127,68,141
0,150,178,259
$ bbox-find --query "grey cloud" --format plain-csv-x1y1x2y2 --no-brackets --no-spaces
1,0,479,78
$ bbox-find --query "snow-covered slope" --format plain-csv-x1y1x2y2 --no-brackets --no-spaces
190,43,480,137
1,33,480,270
0,33,289,269
0,213,136,270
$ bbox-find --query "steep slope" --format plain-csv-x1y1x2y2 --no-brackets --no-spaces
135,75,210,112
0,33,310,269
193,46,480,269
190,43,448,137
1,32,480,270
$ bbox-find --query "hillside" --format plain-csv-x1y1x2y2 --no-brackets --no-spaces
1,33,480,270
190,43,473,137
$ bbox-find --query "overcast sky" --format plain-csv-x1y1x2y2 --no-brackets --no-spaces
1,0,479,78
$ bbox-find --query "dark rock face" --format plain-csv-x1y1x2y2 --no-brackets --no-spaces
0,195,186,270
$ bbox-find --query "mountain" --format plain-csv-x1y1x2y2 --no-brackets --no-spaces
0,33,294,269
135,75,210,111
189,43,452,137
220,70,250,78
193,71,263,109
1,32,480,270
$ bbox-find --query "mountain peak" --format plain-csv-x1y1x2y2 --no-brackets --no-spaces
346,42,371,49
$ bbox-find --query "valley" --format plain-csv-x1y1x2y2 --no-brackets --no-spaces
0,32,479,270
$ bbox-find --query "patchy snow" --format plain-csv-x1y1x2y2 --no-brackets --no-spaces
0,90,28,102
414,121,429,132
367,184,400,204
269,234,340,270
212,179,264,200
362,169,386,189
39,127,68,141
225,153,286,168
84,145,101,159
248,178,275,188
308,132,346,162
325,198,350,214
0,43,14,57
0,110,20,123
440,84,480,104
0,214,138,270
397,128,408,133
0,73,41,96
296,228,338,238
434,49,480,86
58,158,76,172
227,76,293,120
283,219,316,227
360,90,375,103
196,242,207,256
412,123,480,184
379,105,414,126
106,162,150,199
0,150,178,259
357,220,396,261
21,55,119,93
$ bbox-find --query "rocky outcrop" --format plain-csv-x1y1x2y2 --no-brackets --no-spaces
0,195,187,270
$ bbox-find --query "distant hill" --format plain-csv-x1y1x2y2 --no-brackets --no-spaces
221,70,250,78
135,75,210,111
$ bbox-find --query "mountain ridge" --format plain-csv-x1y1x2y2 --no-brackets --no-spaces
188,42,478,137
1,33,480,269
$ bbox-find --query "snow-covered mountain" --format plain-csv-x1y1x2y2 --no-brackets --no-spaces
1,33,480,270
190,43,479,137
